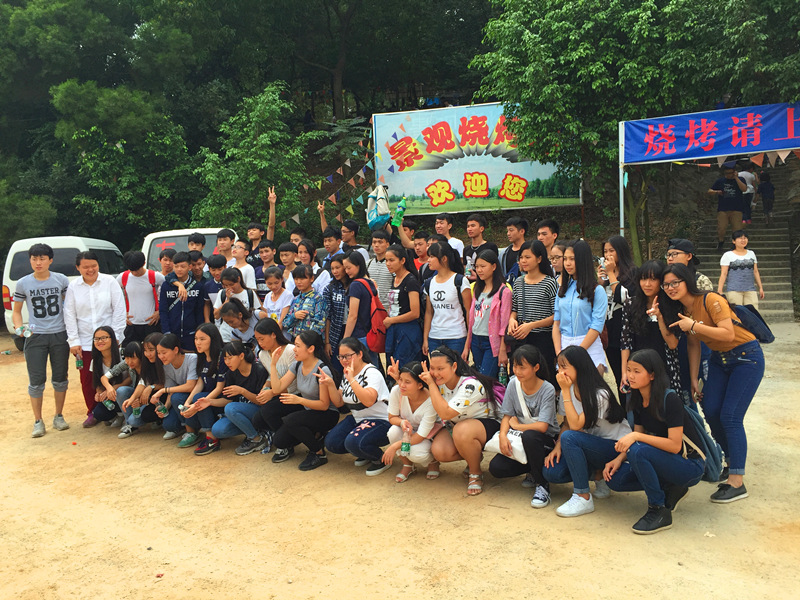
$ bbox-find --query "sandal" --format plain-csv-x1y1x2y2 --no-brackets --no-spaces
426,461,441,480
395,464,416,483
467,473,484,496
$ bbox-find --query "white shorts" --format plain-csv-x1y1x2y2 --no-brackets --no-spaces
561,334,607,369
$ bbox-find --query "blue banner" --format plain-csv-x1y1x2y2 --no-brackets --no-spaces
622,102,800,164
373,103,579,215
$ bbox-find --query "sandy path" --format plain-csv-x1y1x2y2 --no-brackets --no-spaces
1,324,798,599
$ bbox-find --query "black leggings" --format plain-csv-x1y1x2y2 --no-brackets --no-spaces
488,430,556,485
273,409,340,453
606,346,622,388
254,397,305,433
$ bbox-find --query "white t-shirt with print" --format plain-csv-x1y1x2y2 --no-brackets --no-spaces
439,375,491,424
339,364,390,422
428,273,471,339
262,289,294,323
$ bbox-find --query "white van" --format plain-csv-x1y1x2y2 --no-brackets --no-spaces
141,228,235,271
3,236,125,342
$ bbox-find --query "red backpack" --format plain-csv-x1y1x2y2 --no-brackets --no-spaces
121,270,159,313
354,278,388,353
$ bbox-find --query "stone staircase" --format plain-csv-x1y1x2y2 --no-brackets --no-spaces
693,161,796,323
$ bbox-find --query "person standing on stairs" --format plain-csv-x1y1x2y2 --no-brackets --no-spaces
708,167,747,251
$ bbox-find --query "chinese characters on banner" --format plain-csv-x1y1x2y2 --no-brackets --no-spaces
373,102,580,215
622,102,800,164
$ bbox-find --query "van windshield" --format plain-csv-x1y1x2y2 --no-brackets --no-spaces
8,247,124,280
146,235,221,270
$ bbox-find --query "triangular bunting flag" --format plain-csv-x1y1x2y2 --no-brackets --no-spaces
766,151,778,167
777,149,791,163
326,175,333,184
355,195,364,205
304,207,309,214
291,214,300,224
329,194,337,205
335,213,343,223
316,181,323,190
377,152,382,161
348,178,356,188
359,176,365,184
793,150,800,161
361,168,366,176
749,153,764,167
391,132,398,141
365,162,373,171
369,116,373,124
399,124,406,132
303,184,309,190
388,165,395,173
379,175,385,184
336,167,343,176
345,159,351,167
716,156,727,167
346,205,354,215
352,150,359,155
280,221,287,228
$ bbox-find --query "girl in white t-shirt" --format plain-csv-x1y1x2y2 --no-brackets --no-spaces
381,359,440,482
422,241,472,356
419,346,501,494
319,337,392,475
297,239,332,295
261,266,293,327
717,230,764,309
543,345,630,517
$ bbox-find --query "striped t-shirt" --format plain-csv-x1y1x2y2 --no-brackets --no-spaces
367,257,394,308
511,275,558,333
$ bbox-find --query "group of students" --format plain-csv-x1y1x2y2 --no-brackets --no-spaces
15,208,765,535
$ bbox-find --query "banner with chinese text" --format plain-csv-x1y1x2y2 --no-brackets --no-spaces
622,102,800,164
373,103,580,215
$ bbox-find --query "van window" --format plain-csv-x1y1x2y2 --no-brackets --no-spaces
93,249,125,275
146,236,189,270
9,248,80,279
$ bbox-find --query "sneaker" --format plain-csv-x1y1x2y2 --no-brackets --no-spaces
118,424,137,439
178,432,201,448
632,505,673,534
710,483,748,503
235,436,268,456
664,484,690,511
556,493,595,518
32,420,46,438
354,458,371,467
365,461,392,476
109,413,125,429
272,447,295,463
82,414,98,428
194,437,221,455
52,415,70,431
298,451,328,471
593,479,611,499
163,430,179,440
530,484,551,509
521,473,535,488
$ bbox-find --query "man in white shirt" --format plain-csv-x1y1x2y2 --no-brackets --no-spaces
231,239,257,289
738,163,758,224
435,212,464,257
117,250,165,343
64,251,127,427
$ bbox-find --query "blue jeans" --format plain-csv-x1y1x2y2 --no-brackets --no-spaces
325,415,391,463
183,392,224,432
608,442,705,506
470,334,498,378
162,393,190,433
703,340,764,475
212,402,261,439
386,321,422,368
427,336,467,355
543,430,619,494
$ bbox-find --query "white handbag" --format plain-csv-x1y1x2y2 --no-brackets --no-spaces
484,378,531,464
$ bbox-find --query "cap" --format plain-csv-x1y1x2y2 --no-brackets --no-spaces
667,238,700,265
342,219,359,234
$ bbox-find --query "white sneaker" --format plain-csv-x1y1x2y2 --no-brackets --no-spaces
52,415,70,431
32,420,46,438
593,479,611,499
556,493,595,517
530,485,551,508
163,430,179,440
354,458,370,467
118,425,136,439
109,414,125,428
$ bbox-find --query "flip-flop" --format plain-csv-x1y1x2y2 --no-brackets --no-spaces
396,465,416,483
426,462,441,480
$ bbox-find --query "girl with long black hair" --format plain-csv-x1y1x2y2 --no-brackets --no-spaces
119,332,165,436
422,241,472,356
90,326,129,427
384,244,423,368
323,255,349,374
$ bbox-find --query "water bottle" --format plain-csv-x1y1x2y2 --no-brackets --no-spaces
498,365,509,386
102,398,116,410
15,325,34,338
132,405,142,417
156,401,168,417
391,197,407,227
400,428,411,457
75,355,84,370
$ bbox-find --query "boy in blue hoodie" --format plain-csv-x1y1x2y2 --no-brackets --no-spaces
159,252,204,351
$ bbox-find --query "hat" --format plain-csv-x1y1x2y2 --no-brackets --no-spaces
667,238,700,265
342,219,359,234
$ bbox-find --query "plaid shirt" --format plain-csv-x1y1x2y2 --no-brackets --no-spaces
282,289,327,338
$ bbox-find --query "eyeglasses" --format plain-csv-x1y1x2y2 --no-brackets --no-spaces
661,280,684,290
549,255,563,261
665,251,686,259
93,336,111,342
337,352,356,361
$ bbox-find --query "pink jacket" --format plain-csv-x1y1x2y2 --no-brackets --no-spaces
465,284,512,356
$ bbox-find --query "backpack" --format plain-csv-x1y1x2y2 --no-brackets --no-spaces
662,388,724,483
354,278,388,353
702,293,774,344
423,273,468,328
121,270,159,313
366,185,391,230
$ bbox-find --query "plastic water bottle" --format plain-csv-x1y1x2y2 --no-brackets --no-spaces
102,398,116,410
498,366,509,386
400,428,411,457
75,355,84,369
391,197,407,227
15,325,34,338
132,405,142,417
156,402,168,417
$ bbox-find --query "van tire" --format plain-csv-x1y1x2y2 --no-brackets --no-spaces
13,336,25,351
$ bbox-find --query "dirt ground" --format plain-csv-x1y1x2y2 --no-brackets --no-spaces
1,324,799,600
